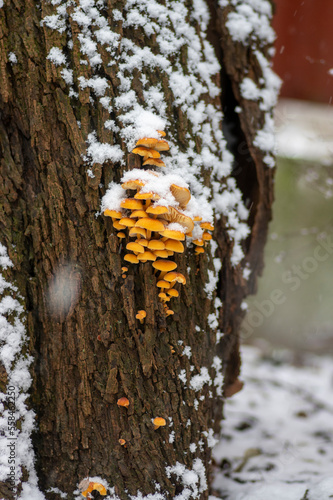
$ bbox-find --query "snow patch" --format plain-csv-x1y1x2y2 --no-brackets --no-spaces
0,243,44,498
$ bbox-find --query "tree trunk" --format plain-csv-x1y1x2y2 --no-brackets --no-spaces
0,0,277,498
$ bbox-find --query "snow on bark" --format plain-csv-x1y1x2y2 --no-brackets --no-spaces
42,0,249,270
0,244,45,499
222,0,281,168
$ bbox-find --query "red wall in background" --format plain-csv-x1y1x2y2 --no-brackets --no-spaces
272,0,333,103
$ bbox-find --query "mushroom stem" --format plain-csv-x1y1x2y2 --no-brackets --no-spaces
147,230,151,240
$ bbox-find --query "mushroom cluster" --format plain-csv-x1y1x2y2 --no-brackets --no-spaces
103,133,214,317
80,481,107,498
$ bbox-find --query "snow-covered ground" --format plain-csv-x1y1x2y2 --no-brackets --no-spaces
212,344,333,500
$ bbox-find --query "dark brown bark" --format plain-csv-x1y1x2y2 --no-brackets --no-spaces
0,0,275,498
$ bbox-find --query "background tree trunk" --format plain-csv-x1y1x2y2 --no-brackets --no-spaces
0,0,276,498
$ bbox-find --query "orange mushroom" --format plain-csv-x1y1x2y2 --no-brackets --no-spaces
130,210,147,219
132,147,161,160
104,209,123,218
126,242,145,254
135,138,159,149
154,249,169,258
137,251,156,261
156,280,171,289
153,417,167,430
119,217,136,227
136,310,147,323
164,239,184,253
143,158,166,168
121,179,145,190
129,227,147,238
160,229,185,241
170,184,191,208
200,222,214,231
146,205,169,216
120,198,144,210
148,240,165,250
124,254,139,264
135,218,166,232
152,260,178,272
81,481,107,498
163,272,186,285
195,247,205,254
113,220,126,230
117,397,130,408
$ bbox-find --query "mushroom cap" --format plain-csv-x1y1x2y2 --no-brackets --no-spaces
153,139,170,151
124,254,139,264
203,232,212,241
134,191,160,201
119,217,136,227
121,198,144,210
157,130,166,137
156,280,171,289
154,249,169,258
164,239,184,253
200,222,214,231
117,397,130,408
160,229,185,241
135,138,159,149
161,207,194,232
195,247,205,254
136,238,149,247
132,147,161,159
104,209,123,218
117,232,126,238
119,439,126,446
152,260,178,272
158,292,168,300
121,179,145,190
137,250,156,261
136,310,147,318
164,272,186,285
148,239,165,250
135,218,166,232
146,205,169,215
167,289,179,297
122,267,128,272
193,239,204,246
126,242,145,253
129,227,147,238
166,309,174,316
153,417,166,427
170,184,191,208
143,158,166,168
113,220,126,230
130,210,148,218
193,215,203,222
92,484,107,496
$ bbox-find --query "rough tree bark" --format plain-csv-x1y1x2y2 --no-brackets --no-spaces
0,0,276,498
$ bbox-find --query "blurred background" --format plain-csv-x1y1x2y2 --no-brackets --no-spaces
212,5,333,498
243,0,333,354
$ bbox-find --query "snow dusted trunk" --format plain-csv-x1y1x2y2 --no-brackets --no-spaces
0,0,278,498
